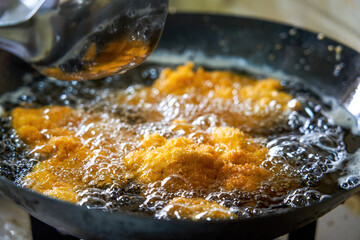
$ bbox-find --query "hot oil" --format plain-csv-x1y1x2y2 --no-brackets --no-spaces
0,63,358,219
38,14,160,81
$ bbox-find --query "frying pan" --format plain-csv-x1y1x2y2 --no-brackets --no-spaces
1,13,360,240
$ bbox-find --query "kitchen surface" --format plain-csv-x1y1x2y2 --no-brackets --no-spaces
1,0,360,239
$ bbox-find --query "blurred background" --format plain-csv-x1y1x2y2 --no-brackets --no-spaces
169,0,360,52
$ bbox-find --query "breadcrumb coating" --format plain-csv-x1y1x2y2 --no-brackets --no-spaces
154,62,294,112
124,127,269,192
121,62,299,133
12,107,126,202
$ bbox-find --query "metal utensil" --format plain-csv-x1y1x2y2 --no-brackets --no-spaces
0,0,46,26
0,0,168,80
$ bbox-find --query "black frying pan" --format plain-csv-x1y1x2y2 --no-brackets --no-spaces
0,13,360,240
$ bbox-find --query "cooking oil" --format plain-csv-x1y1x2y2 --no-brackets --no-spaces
0,63,358,219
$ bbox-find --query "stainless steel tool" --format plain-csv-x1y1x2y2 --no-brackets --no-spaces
0,0,168,80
